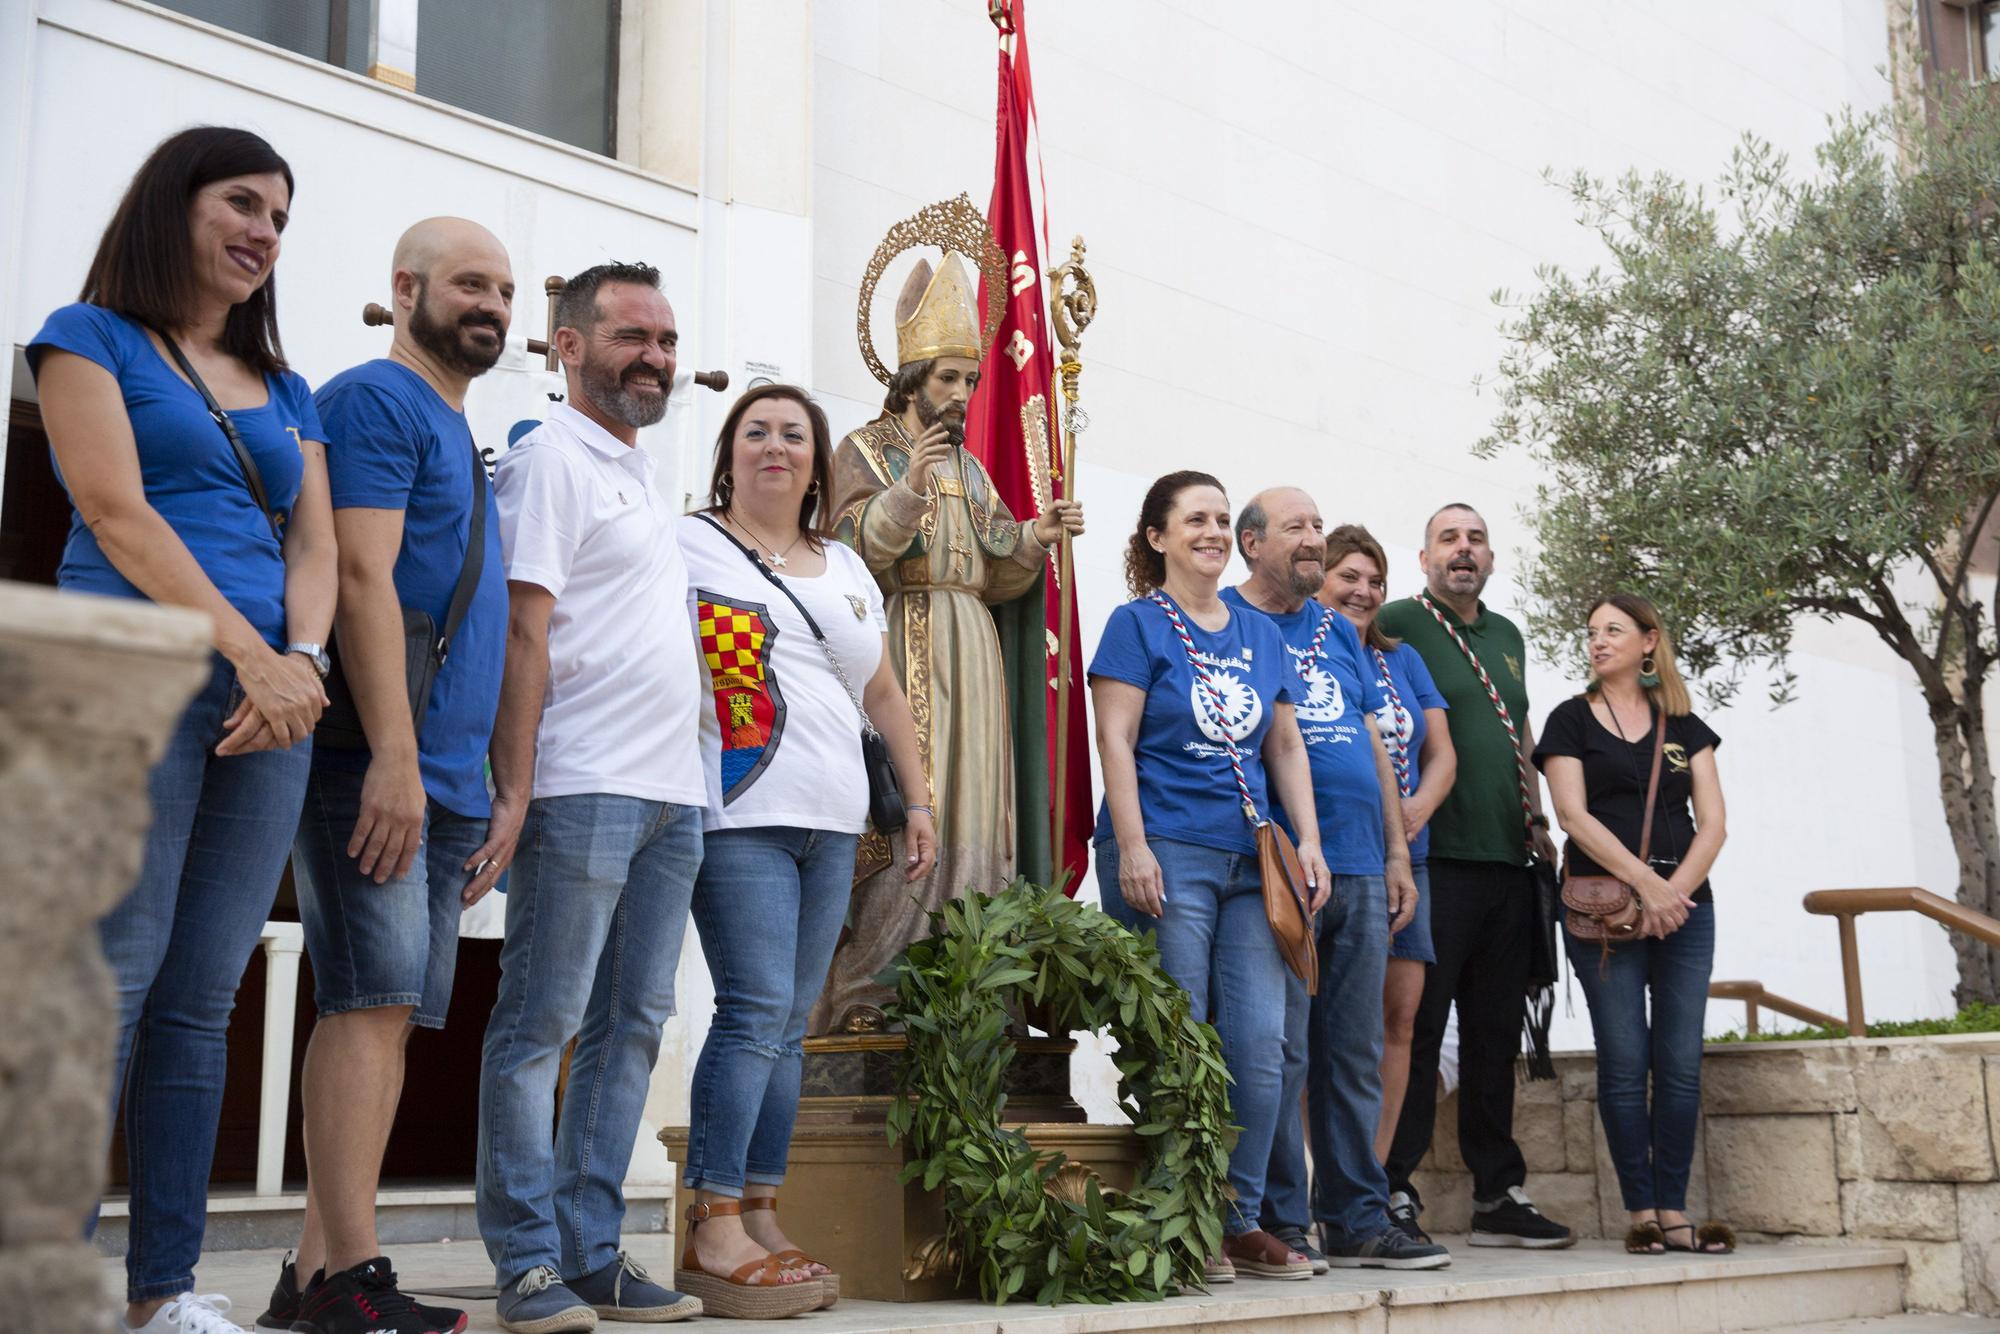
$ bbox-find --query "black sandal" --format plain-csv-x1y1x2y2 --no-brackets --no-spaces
1661,1221,1736,1254
1623,1221,1666,1254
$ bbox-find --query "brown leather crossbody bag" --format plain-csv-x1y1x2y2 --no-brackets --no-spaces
1560,710,1665,943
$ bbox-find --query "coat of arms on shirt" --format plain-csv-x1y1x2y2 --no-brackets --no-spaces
846,594,868,621
696,593,788,801
1504,651,1523,681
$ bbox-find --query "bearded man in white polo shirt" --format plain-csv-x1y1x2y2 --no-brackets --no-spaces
474,262,705,1332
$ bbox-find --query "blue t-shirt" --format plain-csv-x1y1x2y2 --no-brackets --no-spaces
314,360,507,819
1222,588,1388,874
27,303,320,647
1366,639,1449,865
1089,593,1301,856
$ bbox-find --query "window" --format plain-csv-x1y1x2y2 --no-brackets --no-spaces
414,0,619,157
1983,1,2000,81
150,0,619,157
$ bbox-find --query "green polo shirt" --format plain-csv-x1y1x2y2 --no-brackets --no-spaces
1377,595,1533,866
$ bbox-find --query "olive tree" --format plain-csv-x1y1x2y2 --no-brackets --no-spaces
1479,92,2000,1004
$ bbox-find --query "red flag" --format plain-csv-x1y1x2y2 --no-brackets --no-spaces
967,0,1090,894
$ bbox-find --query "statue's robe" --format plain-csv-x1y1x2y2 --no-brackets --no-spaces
809,412,1047,1032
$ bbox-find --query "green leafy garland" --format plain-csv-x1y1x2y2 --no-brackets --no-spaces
882,881,1236,1305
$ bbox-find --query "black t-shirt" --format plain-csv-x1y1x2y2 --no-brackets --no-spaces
1532,695,1722,903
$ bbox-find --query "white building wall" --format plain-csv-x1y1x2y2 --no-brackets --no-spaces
807,0,1956,1093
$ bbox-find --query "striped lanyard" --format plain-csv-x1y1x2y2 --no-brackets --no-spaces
1417,592,1533,837
1149,591,1262,826
1370,646,1415,798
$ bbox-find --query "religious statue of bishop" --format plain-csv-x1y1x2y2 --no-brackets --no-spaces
811,222,1083,1035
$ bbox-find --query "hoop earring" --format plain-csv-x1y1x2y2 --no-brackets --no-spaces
1639,655,1661,689
807,478,821,496
718,471,734,504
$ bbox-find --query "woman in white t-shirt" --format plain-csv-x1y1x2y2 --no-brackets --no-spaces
675,384,936,1316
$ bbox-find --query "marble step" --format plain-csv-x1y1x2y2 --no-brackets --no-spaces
1763,1320,2000,1332
118,1234,1912,1333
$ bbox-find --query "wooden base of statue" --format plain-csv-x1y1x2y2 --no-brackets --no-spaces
658,1032,1142,1301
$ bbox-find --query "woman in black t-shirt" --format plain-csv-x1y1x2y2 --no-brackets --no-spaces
1532,593,1730,1258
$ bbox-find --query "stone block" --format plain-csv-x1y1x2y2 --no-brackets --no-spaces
1853,1046,1997,1182
1902,1239,1969,1313
1425,1092,1466,1174
1594,1113,1627,1237
1523,1171,1600,1238
1989,1058,2000,1166
1564,1099,1597,1174
1560,1065,1597,1103
1705,1114,1841,1235
1516,1082,1568,1174
1407,1168,1472,1235
1961,1182,2000,1315
1835,1112,1862,1181
1840,1179,1958,1241
1702,1047,1856,1115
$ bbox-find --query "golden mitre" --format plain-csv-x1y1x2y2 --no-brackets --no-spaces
894,251,982,368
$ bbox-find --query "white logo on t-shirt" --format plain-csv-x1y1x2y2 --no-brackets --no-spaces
1293,654,1346,724
1373,691,1412,748
1188,668,1263,743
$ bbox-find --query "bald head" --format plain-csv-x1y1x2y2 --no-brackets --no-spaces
1236,486,1325,605
391,217,514,383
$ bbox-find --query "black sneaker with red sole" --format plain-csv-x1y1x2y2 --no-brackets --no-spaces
285,1256,467,1334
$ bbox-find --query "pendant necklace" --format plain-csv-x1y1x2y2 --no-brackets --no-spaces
728,509,803,569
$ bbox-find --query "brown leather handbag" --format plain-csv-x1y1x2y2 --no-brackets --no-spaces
1147,592,1319,993
1561,711,1666,943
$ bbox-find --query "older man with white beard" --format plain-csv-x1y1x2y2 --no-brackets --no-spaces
1221,488,1446,1271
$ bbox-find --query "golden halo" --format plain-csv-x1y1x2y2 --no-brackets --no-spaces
856,193,1007,388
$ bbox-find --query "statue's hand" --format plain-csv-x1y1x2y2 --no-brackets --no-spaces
905,423,954,493
1033,498,1084,546
903,807,938,882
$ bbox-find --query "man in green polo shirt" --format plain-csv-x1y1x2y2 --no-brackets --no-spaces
1376,503,1575,1250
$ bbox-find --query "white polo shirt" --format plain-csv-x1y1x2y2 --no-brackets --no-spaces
493,402,704,805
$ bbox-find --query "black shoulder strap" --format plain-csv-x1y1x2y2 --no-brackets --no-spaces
160,332,281,542
694,512,827,642
436,432,488,662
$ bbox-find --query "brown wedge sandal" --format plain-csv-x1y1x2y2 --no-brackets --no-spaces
675,1201,826,1319
741,1195,840,1308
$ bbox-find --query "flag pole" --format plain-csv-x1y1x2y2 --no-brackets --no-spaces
1048,236,1096,867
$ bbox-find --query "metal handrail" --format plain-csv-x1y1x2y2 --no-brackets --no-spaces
1801,886,2000,1037
1707,980,1845,1035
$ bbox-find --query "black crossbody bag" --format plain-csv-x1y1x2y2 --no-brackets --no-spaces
695,513,907,833
160,333,487,751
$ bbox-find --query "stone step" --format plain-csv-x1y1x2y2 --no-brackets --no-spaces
118,1234,1912,1332
1764,1320,2000,1332
91,1182,675,1257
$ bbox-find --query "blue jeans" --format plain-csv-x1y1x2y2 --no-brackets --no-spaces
1388,861,1436,963
97,658,312,1302
1097,837,1287,1236
1567,900,1715,1212
682,826,858,1196
293,760,491,1028
476,794,703,1286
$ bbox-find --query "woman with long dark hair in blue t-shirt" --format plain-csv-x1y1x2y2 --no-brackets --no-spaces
1090,470,1330,1285
29,127,334,1334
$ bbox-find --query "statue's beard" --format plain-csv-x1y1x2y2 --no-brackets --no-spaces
916,392,965,445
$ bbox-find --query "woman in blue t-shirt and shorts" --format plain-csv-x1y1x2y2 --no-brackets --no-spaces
1090,470,1331,1284
1316,525,1457,1167
29,128,335,1333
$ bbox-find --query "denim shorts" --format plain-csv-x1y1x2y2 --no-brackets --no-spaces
1387,861,1435,964
293,759,491,1028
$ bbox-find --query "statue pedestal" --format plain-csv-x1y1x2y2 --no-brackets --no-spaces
659,1032,1141,1301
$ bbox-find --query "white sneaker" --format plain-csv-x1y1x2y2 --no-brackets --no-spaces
125,1292,251,1333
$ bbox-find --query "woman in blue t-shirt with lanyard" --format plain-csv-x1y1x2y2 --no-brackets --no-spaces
1090,470,1330,1284
29,128,335,1334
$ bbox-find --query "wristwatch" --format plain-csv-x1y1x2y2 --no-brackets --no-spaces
286,641,331,680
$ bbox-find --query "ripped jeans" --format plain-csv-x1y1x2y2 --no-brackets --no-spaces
681,825,859,1196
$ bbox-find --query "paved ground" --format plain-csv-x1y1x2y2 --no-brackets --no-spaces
99,1234,1957,1333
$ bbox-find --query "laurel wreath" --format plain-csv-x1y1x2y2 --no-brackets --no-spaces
882,882,1236,1305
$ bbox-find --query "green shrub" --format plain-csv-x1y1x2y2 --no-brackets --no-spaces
1710,1002,2000,1043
